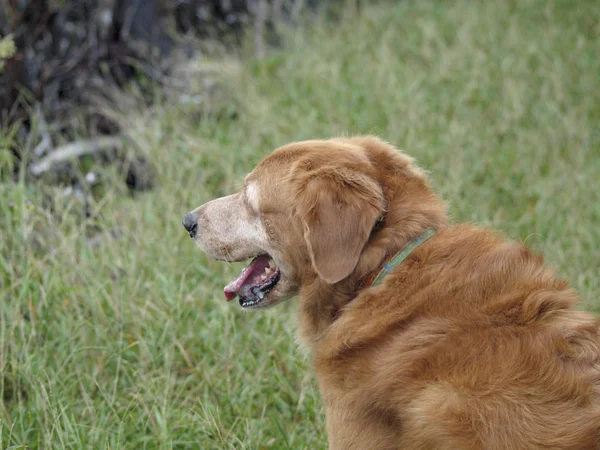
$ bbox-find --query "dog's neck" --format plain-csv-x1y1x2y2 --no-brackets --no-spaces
297,183,449,349
356,228,437,290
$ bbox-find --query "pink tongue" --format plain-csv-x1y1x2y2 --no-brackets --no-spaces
224,267,250,301
223,256,270,301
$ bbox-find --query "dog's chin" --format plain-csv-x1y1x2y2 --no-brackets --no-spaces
239,287,294,310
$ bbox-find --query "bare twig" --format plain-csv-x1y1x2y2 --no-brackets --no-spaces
33,104,52,157
120,0,139,41
29,136,122,176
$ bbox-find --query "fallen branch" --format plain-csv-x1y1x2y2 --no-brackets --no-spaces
29,136,122,176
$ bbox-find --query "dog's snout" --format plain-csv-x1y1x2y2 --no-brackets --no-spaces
182,212,198,237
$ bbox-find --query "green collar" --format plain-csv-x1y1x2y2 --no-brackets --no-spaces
370,228,436,287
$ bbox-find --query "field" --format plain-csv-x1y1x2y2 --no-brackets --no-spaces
1,0,599,448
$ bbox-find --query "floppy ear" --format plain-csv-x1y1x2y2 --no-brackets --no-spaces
295,168,384,284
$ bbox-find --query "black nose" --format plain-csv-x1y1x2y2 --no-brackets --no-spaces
182,213,198,237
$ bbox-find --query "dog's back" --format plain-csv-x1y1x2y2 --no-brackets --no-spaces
316,225,600,449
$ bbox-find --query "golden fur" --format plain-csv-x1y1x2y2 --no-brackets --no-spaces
186,137,600,449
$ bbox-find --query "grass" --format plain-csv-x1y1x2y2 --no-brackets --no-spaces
1,0,599,448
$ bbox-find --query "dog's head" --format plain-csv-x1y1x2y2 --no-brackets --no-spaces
183,137,436,309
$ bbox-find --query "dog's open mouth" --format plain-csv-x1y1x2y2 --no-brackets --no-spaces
223,255,281,307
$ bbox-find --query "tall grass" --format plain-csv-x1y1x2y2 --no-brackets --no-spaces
1,0,599,448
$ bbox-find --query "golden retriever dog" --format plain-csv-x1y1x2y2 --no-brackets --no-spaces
183,137,600,449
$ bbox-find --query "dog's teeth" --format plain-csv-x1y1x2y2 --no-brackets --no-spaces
264,267,270,274
260,274,267,280
268,259,275,268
